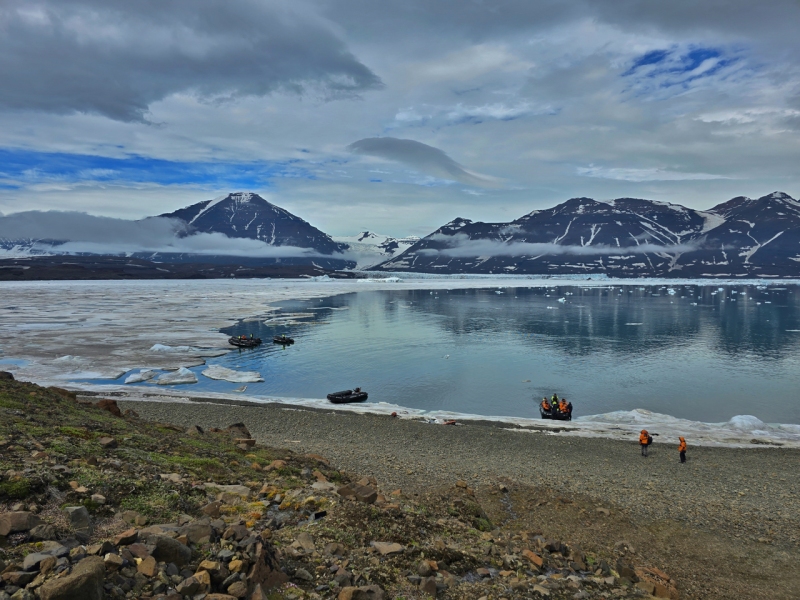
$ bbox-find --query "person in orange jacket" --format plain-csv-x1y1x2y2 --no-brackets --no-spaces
639,429,651,457
558,398,568,413
678,436,687,463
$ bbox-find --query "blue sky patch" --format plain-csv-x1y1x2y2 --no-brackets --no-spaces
623,45,741,90
0,148,312,189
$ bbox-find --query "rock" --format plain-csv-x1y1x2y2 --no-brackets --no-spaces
532,583,551,596
338,585,385,600
234,438,256,447
138,555,158,577
337,483,378,504
420,576,437,596
97,399,122,417
227,423,251,439
180,521,213,544
522,549,543,568
87,541,114,556
0,371,14,380
98,436,118,449
38,556,105,600
418,560,433,577
227,580,247,597
370,541,405,556
23,551,65,571
90,494,106,505
10,590,34,600
176,576,204,596
206,595,237,600
596,507,610,517
147,534,192,566
63,506,92,535
186,425,204,435
103,553,124,570
0,511,41,536
29,525,57,542
294,567,314,582
114,528,138,545
295,532,316,553
202,502,222,518
247,542,288,589
2,571,36,587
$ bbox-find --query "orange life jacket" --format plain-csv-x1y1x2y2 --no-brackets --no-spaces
559,400,568,411
541,400,550,410
678,437,686,452
639,430,649,445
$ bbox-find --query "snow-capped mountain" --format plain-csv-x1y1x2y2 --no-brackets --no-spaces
373,192,800,277
161,192,348,256
332,231,420,269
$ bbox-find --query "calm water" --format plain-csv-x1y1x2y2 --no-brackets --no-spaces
106,285,800,424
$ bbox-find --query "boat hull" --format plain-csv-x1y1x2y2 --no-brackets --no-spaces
540,407,572,420
327,390,368,404
229,337,262,348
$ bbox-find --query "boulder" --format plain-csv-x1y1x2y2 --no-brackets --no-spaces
179,521,214,544
0,511,41,536
337,483,378,504
338,586,385,600
295,532,316,553
0,371,14,380
96,399,122,417
420,576,437,596
147,534,192,566
247,542,288,589
98,436,117,449
38,556,105,600
370,541,404,556
227,423,251,439
63,506,92,535
114,528,138,545
138,555,157,577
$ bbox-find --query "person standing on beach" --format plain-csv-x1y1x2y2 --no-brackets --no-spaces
678,436,687,463
639,430,650,457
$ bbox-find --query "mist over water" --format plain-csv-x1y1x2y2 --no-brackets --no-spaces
114,285,800,424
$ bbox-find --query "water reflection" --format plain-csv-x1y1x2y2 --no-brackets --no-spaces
208,285,800,424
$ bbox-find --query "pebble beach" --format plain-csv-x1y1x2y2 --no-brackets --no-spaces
121,397,800,600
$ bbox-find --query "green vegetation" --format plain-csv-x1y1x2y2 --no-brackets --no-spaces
0,478,31,499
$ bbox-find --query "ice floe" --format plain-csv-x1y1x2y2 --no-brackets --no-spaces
156,368,197,385
124,369,158,384
201,365,263,383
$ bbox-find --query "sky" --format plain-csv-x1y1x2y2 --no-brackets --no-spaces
1,0,799,238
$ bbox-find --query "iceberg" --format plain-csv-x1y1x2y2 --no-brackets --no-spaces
156,367,198,385
202,365,263,383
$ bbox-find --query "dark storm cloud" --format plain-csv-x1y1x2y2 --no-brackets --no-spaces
0,0,382,122
347,137,495,186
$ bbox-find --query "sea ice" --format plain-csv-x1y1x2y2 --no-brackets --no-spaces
202,365,263,383
125,369,158,384
156,367,197,385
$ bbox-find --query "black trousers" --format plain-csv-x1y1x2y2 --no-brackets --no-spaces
641,443,648,456
680,451,686,463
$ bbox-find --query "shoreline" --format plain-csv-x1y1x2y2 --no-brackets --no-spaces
70,385,800,449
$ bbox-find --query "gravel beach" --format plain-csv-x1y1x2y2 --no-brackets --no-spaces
121,398,800,600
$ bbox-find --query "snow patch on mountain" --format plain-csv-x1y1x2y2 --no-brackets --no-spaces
334,231,420,269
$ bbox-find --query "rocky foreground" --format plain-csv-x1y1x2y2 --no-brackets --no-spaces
0,375,682,600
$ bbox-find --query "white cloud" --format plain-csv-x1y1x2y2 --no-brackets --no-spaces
576,166,731,182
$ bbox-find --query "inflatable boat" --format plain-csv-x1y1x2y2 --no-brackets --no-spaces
540,406,572,421
273,335,295,345
327,389,368,404
229,336,262,348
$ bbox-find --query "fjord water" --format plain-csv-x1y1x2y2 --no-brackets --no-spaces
205,285,799,425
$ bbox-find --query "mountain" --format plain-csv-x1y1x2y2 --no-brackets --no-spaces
160,192,348,256
373,192,800,277
332,231,420,269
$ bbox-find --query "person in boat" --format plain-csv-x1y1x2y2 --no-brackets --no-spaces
551,393,559,405
354,387,361,393
566,401,573,417
541,397,550,412
558,398,568,413
250,334,254,339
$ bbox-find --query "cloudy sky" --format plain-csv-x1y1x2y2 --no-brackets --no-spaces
1,0,799,237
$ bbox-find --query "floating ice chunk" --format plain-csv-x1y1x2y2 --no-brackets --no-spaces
150,344,194,352
156,367,198,385
667,288,676,295
557,297,566,303
624,322,643,325
125,369,158,384
725,415,765,432
202,365,263,383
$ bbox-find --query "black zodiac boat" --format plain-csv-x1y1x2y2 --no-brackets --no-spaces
228,336,262,348
273,335,295,345
327,389,368,404
540,405,573,421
